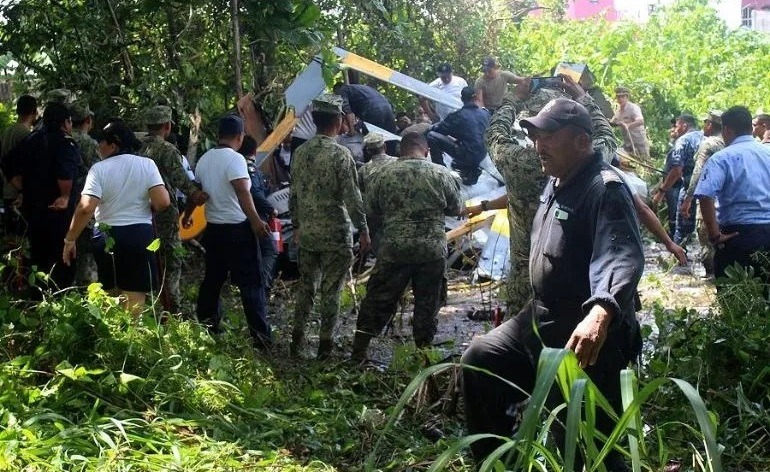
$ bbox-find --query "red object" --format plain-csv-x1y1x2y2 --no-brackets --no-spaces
493,305,502,327
269,217,283,253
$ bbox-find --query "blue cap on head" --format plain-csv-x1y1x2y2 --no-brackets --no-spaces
219,114,244,136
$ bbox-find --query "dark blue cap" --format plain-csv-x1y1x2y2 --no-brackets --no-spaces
219,114,244,136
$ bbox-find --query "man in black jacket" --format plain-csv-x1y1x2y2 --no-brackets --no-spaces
426,86,490,185
461,98,643,472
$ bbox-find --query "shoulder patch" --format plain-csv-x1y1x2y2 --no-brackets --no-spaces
601,169,622,185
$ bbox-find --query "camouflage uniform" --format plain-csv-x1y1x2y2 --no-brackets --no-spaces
351,156,462,359
70,102,101,285
487,90,617,312
359,135,397,256
685,133,725,274
289,94,369,357
138,106,199,314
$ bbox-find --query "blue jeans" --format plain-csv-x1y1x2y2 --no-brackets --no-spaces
196,222,271,343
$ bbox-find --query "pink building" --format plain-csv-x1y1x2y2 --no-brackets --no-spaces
566,0,620,21
742,0,770,30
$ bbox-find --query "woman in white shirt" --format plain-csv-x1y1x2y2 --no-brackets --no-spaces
63,121,170,314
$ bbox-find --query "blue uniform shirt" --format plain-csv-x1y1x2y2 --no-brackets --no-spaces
431,103,491,166
694,134,770,226
666,129,703,187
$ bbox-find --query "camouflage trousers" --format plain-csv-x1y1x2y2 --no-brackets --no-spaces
696,212,715,275
155,208,183,314
292,247,353,343
356,258,445,347
503,205,536,315
75,221,98,286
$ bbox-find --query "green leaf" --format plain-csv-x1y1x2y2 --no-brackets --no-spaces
146,238,161,252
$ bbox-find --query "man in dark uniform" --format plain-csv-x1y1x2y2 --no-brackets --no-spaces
332,82,399,155
461,98,643,472
3,102,80,290
426,86,490,185
239,135,278,288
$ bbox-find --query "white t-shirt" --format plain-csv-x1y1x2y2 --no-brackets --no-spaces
429,75,468,120
195,147,250,224
83,154,164,226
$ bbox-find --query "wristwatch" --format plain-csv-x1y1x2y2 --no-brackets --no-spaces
481,200,489,211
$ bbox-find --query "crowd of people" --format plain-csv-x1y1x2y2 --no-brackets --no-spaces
1,53,769,471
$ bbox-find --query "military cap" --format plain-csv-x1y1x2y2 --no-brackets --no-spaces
45,88,73,105
144,105,174,125
702,110,723,125
614,86,631,96
520,98,593,135
312,94,344,115
363,132,385,149
70,101,93,122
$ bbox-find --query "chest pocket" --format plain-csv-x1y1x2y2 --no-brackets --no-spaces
542,215,568,259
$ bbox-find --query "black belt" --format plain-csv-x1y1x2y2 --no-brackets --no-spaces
721,223,770,234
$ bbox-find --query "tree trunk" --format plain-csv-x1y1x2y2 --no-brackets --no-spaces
230,0,244,100
187,106,202,166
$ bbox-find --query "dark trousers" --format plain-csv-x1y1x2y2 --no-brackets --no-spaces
258,234,277,288
675,186,696,245
714,223,770,283
664,182,683,241
356,258,445,347
426,131,482,185
26,209,75,290
196,222,271,342
361,107,398,155
461,300,636,469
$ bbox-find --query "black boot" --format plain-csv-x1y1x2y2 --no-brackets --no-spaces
351,332,372,361
289,329,304,357
317,338,333,360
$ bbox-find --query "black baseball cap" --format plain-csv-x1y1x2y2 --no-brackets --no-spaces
520,98,593,135
219,114,244,136
460,86,477,102
436,63,452,74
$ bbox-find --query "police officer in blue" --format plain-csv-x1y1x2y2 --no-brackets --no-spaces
426,86,491,185
652,114,703,244
694,106,770,285
238,135,278,288
461,98,643,472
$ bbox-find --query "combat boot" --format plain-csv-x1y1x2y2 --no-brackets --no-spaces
317,338,333,360
289,329,304,357
351,331,372,361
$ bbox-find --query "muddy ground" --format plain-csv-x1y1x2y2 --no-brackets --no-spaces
181,236,716,363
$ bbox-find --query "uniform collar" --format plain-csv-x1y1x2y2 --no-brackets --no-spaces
554,151,603,190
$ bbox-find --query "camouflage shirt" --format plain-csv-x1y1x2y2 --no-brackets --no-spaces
365,157,462,264
289,134,368,251
685,134,725,200
138,134,198,208
71,129,101,190
358,153,397,193
487,90,618,226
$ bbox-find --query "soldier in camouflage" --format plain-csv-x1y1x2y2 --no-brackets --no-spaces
465,75,617,314
359,133,397,256
680,111,725,277
138,105,205,315
70,102,100,285
351,132,463,361
289,94,371,359
359,133,397,192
